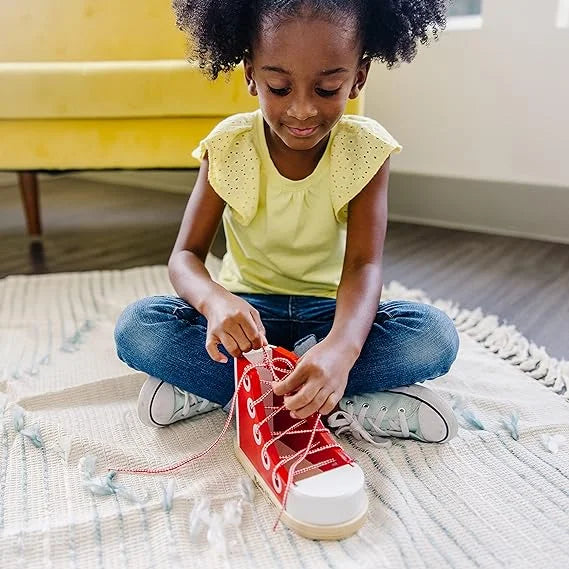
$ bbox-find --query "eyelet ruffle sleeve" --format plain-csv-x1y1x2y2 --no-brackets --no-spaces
191,113,260,226
330,115,402,224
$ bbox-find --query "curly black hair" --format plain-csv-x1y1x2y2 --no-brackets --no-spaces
173,0,449,79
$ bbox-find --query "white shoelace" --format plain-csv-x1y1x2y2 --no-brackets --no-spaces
176,387,210,417
328,401,410,448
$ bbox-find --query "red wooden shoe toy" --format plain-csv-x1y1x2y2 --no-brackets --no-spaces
233,345,368,540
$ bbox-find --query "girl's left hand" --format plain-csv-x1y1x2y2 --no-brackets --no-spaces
271,339,356,419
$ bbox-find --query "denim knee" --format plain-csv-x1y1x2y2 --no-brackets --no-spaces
114,296,161,365
419,305,460,377
403,304,459,381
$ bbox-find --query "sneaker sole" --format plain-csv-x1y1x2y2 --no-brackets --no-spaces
387,383,458,442
234,439,368,540
137,377,169,428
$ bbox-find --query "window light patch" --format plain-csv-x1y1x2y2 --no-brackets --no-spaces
557,0,569,28
446,0,483,31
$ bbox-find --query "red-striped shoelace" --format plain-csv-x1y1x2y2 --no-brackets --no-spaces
112,346,341,529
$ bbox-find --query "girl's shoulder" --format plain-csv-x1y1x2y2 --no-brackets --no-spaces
191,111,260,226
201,111,257,142
333,114,402,152
329,115,403,224
192,111,258,160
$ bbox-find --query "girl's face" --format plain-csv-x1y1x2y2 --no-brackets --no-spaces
244,14,370,153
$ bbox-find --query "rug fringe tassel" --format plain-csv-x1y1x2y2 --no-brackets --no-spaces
385,281,569,400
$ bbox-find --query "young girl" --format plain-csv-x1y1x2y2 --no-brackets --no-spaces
115,0,459,447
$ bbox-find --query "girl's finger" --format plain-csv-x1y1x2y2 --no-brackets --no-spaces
249,310,268,345
239,313,265,350
224,322,253,354
319,391,342,416
205,335,228,363
291,388,332,420
283,381,322,412
272,365,307,396
218,331,241,358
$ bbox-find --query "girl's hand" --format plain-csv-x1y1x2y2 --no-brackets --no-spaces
203,291,267,363
272,339,356,419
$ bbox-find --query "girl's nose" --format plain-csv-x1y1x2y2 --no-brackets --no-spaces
286,98,318,121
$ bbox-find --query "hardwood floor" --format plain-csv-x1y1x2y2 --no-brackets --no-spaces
1,174,568,358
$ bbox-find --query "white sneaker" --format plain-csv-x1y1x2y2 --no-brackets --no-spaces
327,383,458,446
137,376,220,428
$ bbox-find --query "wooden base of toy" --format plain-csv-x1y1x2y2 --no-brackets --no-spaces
234,439,368,541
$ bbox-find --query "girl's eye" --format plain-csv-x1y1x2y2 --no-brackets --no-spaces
268,86,290,96
316,87,341,98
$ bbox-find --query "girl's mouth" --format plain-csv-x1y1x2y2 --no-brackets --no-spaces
286,125,319,138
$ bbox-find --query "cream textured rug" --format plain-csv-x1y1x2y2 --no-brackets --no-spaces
1,261,569,569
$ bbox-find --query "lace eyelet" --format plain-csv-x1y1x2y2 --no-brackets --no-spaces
261,449,271,470
272,471,283,493
247,398,256,419
345,400,354,407
381,406,388,412
253,424,262,445
243,373,251,392
362,403,369,409
398,407,406,413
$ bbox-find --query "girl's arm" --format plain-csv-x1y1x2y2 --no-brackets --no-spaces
328,156,390,359
272,158,390,418
168,156,267,362
168,156,227,311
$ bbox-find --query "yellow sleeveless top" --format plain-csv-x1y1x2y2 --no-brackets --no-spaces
192,110,402,298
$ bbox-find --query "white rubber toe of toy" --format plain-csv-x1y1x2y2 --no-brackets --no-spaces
286,462,367,527
234,440,368,540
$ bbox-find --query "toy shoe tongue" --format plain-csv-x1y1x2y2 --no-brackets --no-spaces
293,334,318,357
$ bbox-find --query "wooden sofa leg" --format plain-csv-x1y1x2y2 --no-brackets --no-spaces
18,171,42,237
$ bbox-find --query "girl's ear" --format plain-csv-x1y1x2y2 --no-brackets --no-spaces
244,56,258,97
349,57,371,99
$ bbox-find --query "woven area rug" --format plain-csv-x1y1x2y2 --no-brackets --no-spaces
1,260,568,569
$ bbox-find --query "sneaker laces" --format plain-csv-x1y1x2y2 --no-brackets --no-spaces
176,387,209,418
328,400,411,448
111,347,343,530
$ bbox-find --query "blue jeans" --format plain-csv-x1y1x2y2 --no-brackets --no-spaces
114,294,459,407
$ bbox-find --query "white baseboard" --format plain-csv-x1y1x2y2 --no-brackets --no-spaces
388,172,569,244
388,213,569,245
70,169,569,244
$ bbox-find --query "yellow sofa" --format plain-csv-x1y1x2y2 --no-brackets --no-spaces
0,0,363,236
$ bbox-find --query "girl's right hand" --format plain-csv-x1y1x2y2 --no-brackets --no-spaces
203,291,268,363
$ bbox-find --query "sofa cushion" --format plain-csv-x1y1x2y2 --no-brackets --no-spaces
0,60,257,119
0,117,221,169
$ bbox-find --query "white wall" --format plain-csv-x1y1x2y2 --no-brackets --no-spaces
366,0,569,189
